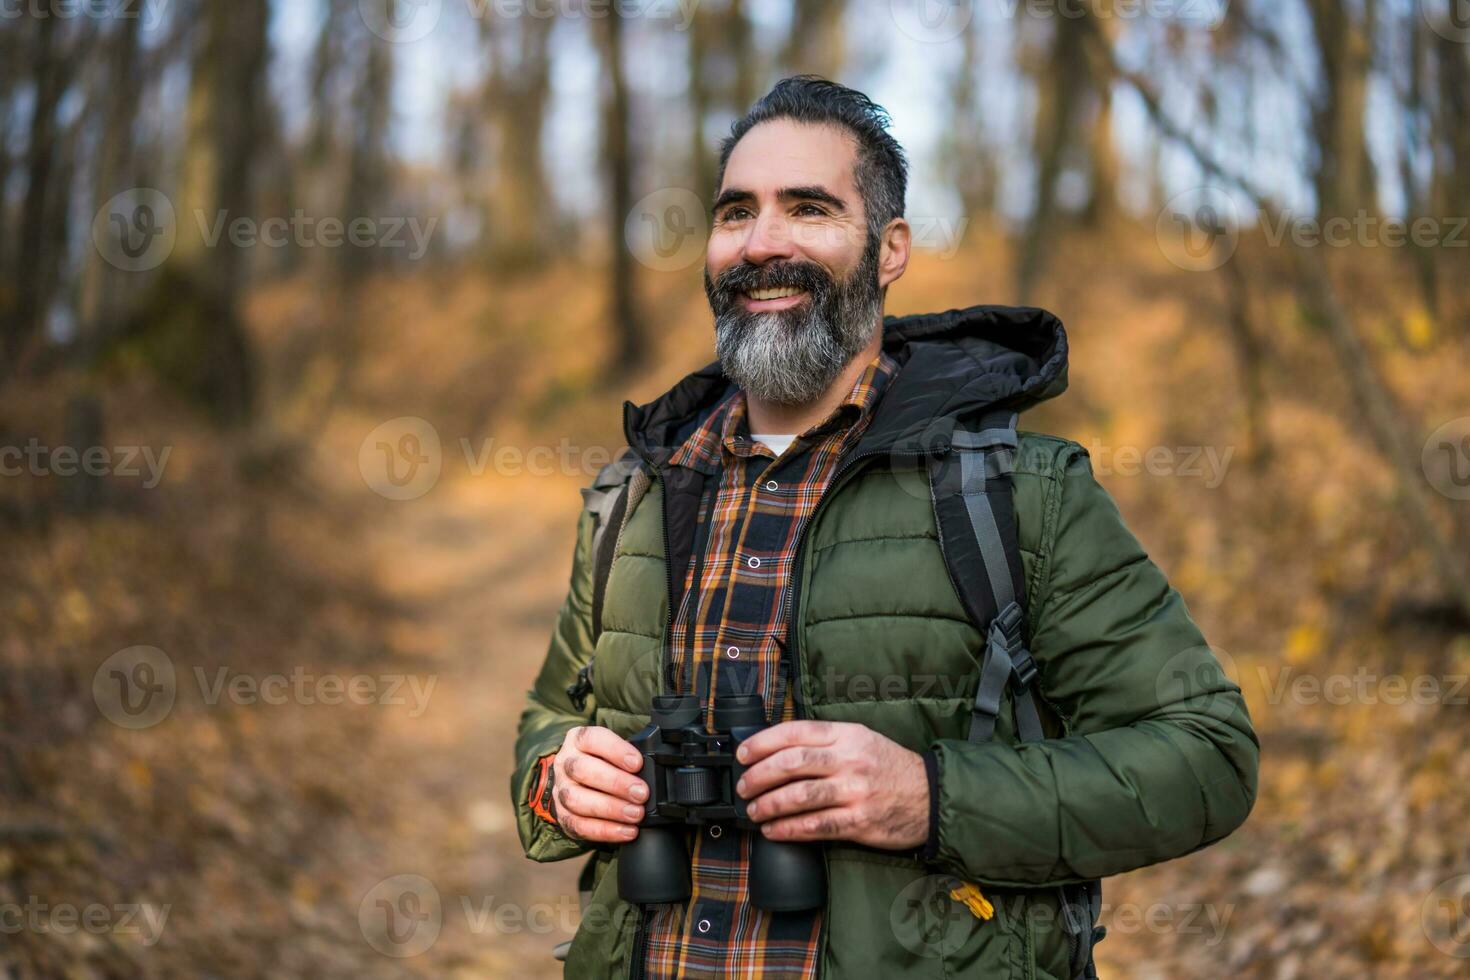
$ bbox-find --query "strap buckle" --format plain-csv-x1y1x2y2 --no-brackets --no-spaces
1011,647,1039,691
566,663,594,711
986,601,1037,691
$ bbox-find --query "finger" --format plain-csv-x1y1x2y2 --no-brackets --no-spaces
746,776,842,822
736,745,837,799
571,726,643,772
562,813,640,844
734,720,840,766
556,783,645,825
759,807,853,842
562,753,649,804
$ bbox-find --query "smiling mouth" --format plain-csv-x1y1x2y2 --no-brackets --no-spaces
743,286,807,301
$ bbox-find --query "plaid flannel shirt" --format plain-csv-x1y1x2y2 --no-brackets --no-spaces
642,349,898,979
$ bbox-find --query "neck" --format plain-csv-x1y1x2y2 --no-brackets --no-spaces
745,323,884,435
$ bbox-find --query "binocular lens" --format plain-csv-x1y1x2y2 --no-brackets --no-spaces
711,694,765,730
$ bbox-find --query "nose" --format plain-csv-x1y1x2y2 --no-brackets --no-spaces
741,210,795,265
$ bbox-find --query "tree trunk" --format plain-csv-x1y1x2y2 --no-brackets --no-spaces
8,15,61,370
1015,18,1088,302
596,12,644,373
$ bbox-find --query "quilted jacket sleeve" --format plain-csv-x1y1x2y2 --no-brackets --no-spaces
511,505,599,863
925,445,1259,886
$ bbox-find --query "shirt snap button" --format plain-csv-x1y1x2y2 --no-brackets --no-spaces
747,556,760,569
698,919,712,934
765,480,778,491
726,646,739,659
709,824,723,838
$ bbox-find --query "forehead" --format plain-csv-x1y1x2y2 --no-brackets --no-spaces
720,119,859,197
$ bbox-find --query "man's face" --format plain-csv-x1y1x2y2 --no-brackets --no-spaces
703,119,893,407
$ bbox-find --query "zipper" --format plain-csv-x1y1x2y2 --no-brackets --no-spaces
627,906,650,980
777,443,931,980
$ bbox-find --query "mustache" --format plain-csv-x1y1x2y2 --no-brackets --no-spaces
705,259,834,307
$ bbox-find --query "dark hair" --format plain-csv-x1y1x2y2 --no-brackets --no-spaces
715,75,908,240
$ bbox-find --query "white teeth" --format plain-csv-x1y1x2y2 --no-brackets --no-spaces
747,287,803,301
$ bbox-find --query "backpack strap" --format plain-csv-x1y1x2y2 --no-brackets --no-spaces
928,410,1105,980
567,448,650,711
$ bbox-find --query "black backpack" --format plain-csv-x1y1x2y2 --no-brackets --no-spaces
570,409,1104,978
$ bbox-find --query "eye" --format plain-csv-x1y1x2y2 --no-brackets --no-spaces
718,205,753,223
794,203,826,217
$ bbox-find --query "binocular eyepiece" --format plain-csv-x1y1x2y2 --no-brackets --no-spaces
618,693,826,913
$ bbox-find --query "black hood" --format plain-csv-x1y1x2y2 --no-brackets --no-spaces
623,304,1069,466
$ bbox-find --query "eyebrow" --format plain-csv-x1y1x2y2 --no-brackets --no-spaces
711,185,849,215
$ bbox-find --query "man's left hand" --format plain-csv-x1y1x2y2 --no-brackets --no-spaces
734,720,929,850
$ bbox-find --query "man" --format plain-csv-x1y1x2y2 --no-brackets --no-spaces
513,76,1257,979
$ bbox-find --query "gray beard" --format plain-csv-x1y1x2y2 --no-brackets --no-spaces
712,276,881,407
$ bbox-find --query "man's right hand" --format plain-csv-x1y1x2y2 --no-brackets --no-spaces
552,725,648,843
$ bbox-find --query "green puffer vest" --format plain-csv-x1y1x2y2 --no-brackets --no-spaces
513,305,1258,979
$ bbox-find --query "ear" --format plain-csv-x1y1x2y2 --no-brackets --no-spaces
877,217,911,290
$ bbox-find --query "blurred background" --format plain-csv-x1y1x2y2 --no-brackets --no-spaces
1,0,1468,976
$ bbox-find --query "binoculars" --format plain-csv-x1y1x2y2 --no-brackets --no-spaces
618,693,826,912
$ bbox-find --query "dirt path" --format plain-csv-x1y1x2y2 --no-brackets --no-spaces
332,432,590,978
